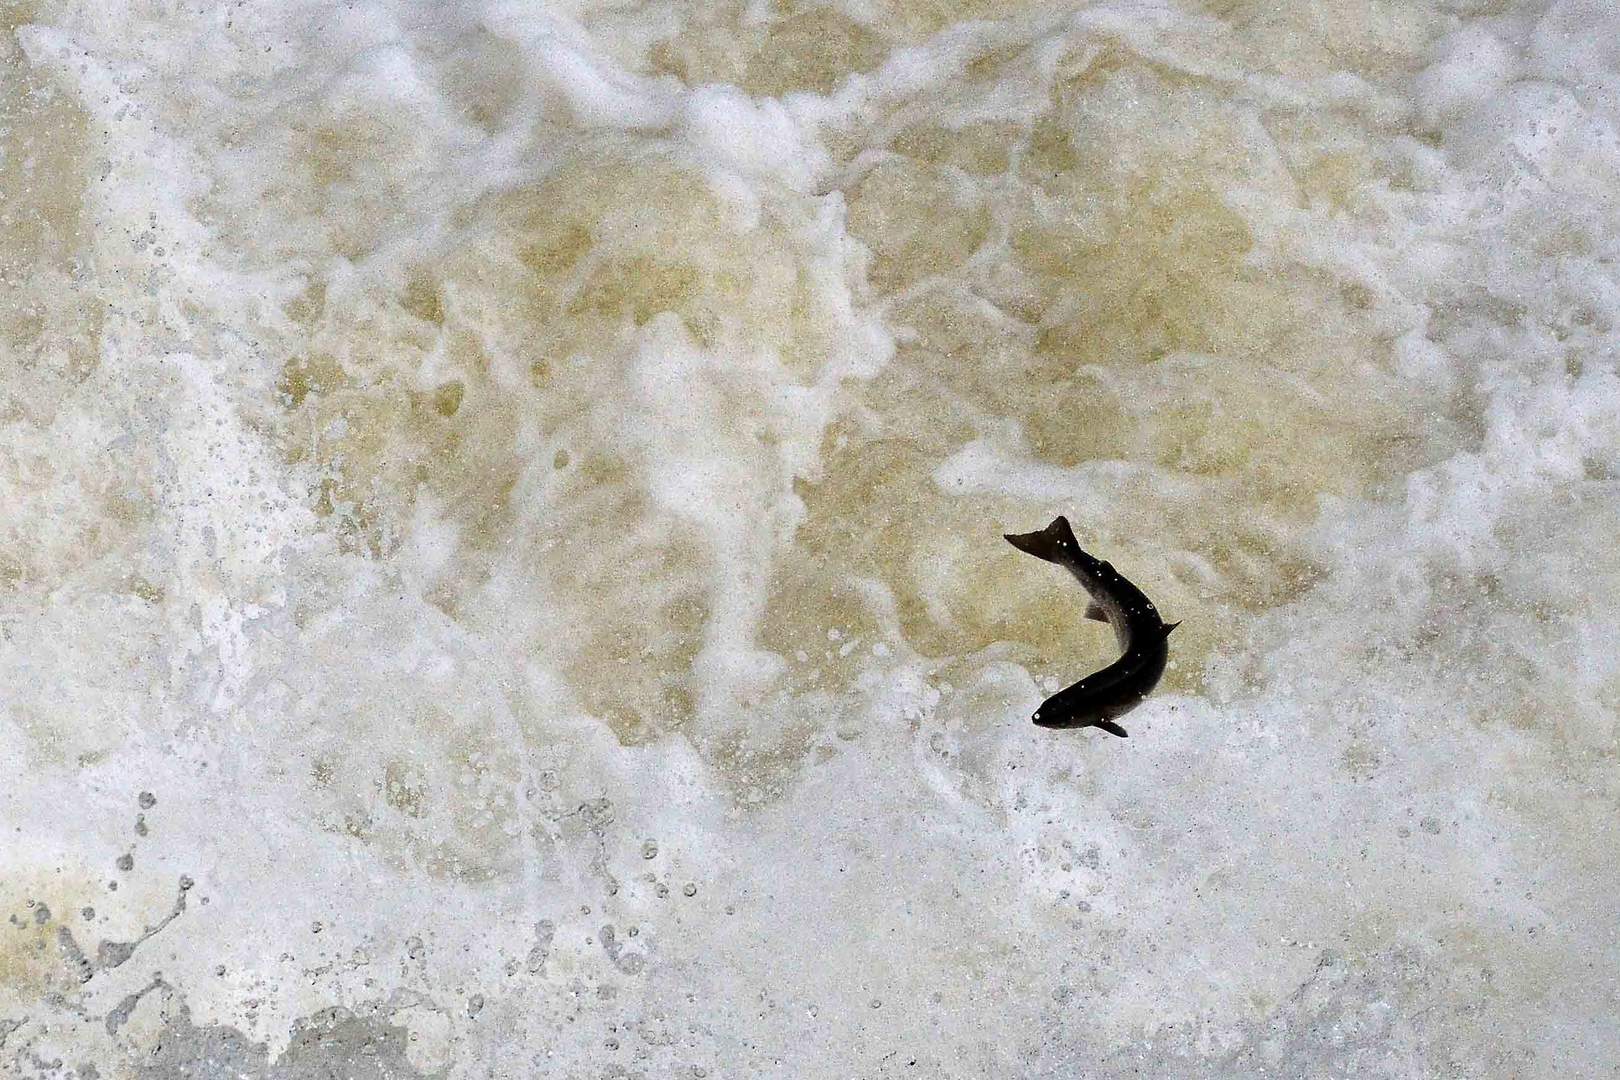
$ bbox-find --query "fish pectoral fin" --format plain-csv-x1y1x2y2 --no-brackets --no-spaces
1092,719,1129,738
1084,603,1109,623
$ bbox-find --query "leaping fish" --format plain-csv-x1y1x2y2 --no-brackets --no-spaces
1004,516,1178,738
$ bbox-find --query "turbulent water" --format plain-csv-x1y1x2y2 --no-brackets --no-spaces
3,0,1618,1075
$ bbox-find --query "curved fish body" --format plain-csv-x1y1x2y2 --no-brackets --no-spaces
1004,516,1178,737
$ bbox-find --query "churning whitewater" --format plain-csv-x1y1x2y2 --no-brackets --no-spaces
2,0,1618,1076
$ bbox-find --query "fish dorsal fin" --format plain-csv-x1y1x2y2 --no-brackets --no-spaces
1084,603,1109,623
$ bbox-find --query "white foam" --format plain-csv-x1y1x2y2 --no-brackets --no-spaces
4,0,1618,1075
1414,26,1518,128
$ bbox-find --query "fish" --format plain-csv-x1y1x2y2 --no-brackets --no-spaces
1004,515,1178,737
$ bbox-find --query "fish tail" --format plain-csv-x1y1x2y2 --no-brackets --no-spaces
1004,515,1080,564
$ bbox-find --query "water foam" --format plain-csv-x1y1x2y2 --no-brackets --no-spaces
3,0,1617,1075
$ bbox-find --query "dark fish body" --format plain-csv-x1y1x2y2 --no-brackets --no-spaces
1004,516,1178,737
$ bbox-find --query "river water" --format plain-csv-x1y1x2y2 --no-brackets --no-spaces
3,1,1617,1075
